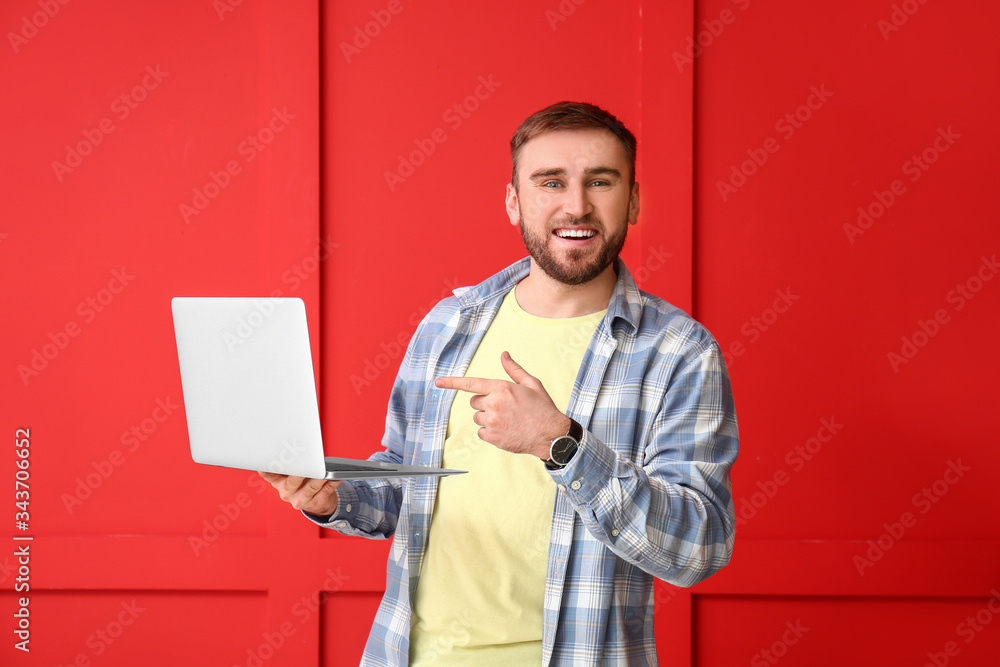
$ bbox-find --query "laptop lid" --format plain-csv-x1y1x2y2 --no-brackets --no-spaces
172,296,329,479
172,296,466,481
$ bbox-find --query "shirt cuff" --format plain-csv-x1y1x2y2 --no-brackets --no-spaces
547,429,617,503
302,481,359,528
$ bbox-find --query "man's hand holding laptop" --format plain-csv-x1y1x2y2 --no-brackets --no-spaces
259,473,340,516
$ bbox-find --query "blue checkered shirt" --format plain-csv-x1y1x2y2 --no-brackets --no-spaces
309,258,738,665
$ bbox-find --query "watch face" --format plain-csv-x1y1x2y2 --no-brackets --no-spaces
550,436,577,465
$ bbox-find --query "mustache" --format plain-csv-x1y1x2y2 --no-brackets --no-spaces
549,214,603,230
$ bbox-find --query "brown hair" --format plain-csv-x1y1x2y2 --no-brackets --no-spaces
510,101,637,189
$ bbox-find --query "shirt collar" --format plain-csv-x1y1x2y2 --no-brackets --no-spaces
453,257,642,334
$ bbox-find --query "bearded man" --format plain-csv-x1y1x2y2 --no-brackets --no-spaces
262,101,739,666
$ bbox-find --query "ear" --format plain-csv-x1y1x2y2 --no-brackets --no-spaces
628,182,640,226
505,183,520,226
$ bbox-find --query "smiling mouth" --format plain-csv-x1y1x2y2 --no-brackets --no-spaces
554,229,598,239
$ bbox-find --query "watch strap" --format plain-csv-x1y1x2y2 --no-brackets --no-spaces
545,418,582,470
565,417,583,443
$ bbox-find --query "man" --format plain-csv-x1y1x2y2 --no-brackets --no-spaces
261,101,738,665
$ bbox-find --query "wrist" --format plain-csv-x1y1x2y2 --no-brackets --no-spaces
543,417,582,470
538,415,572,460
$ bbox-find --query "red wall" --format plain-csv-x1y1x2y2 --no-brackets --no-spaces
691,1,1000,663
2,0,997,665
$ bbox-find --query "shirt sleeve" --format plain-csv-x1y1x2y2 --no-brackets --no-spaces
301,474,401,539
300,326,425,538
549,342,738,587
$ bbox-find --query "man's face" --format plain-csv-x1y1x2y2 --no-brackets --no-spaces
506,128,640,286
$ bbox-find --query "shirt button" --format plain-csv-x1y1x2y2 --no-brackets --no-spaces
611,529,619,537
345,504,352,513
570,480,582,491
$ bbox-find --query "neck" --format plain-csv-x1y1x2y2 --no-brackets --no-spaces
514,259,617,318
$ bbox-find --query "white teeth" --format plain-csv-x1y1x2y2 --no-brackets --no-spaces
556,229,596,238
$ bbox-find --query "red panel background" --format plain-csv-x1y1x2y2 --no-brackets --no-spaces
2,0,326,664
2,0,997,664
691,0,1000,664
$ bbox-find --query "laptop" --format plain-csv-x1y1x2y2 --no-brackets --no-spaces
171,296,465,480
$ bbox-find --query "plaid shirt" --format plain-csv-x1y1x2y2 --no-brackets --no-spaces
311,258,738,665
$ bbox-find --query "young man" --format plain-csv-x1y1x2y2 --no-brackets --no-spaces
261,102,738,665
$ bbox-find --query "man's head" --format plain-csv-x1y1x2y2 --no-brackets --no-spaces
510,101,637,192
505,102,640,287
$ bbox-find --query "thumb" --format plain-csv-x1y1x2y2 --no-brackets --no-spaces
500,351,538,387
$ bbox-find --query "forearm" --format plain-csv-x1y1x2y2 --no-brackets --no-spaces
302,474,403,539
551,426,736,587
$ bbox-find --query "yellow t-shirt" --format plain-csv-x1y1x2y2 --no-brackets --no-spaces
409,288,605,665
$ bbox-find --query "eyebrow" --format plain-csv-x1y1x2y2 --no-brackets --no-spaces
528,166,622,181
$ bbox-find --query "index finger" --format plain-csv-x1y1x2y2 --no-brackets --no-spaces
435,375,507,394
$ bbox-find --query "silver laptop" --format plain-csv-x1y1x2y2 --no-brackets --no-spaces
171,296,465,480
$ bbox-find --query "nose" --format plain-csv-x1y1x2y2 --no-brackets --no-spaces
562,182,593,220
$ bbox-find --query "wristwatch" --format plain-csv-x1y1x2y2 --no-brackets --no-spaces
545,418,582,470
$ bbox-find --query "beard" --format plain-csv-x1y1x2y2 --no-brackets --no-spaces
518,209,628,286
